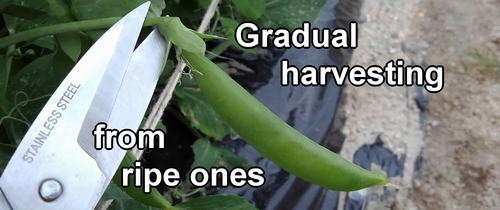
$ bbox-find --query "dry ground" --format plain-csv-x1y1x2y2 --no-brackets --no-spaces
408,0,500,209
338,0,500,209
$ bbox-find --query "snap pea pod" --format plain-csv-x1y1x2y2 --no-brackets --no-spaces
112,150,172,209
181,50,388,191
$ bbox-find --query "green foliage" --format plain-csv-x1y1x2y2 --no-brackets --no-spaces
0,0,327,209
0,143,15,176
2,0,53,49
164,0,202,29
173,195,257,210
70,0,165,40
107,197,163,210
189,138,251,175
229,0,265,21
47,0,81,62
111,151,172,209
0,56,7,96
5,55,56,144
259,0,328,30
174,87,231,140
102,181,133,201
220,17,251,52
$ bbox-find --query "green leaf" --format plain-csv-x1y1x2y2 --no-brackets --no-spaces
2,4,46,20
101,181,133,201
179,73,199,88
219,18,253,53
140,117,167,133
54,38,80,62
47,0,81,62
159,17,206,55
53,38,76,83
164,0,202,29
0,94,16,144
155,120,167,133
70,0,163,20
69,0,165,40
46,0,74,22
148,0,165,17
230,0,265,21
0,143,16,176
0,95,11,122
6,54,56,112
173,195,257,210
2,0,48,25
2,0,53,49
258,0,328,30
174,87,231,140
159,59,175,83
0,0,12,12
190,138,251,175
107,199,162,210
6,55,57,143
0,56,7,97
196,0,211,9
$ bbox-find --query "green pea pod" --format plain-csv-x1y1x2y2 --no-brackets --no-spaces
158,17,206,56
181,50,389,191
112,150,172,209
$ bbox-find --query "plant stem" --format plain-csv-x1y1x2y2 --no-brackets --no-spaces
0,17,166,49
206,40,232,60
1,45,15,96
182,188,203,198
210,9,221,35
265,0,283,8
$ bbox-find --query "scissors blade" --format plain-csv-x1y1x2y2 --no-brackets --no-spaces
80,27,169,184
0,2,150,210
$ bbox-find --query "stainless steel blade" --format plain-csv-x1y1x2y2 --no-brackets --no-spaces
81,26,169,192
0,2,150,210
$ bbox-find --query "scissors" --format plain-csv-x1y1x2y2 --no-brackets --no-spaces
0,2,167,209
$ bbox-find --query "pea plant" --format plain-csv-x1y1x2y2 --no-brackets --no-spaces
0,0,393,209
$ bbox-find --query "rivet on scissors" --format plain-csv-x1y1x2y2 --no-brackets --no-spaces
39,179,63,202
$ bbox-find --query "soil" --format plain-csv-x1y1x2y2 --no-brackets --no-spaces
407,0,500,209
338,0,500,209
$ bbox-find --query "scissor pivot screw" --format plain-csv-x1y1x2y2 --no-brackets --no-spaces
39,179,63,202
